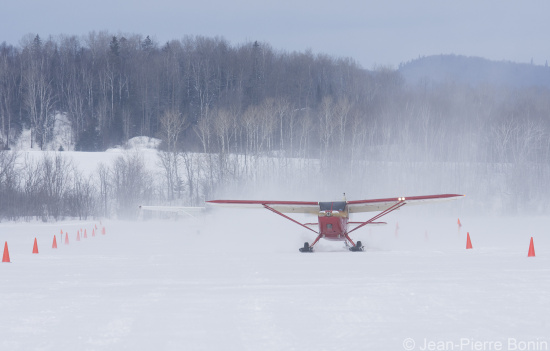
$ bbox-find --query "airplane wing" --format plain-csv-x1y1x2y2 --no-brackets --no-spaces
206,200,320,214
347,194,464,213
207,194,463,214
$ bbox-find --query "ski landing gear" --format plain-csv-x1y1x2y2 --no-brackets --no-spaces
349,240,364,252
300,239,364,252
299,242,313,253
299,233,323,253
344,234,363,252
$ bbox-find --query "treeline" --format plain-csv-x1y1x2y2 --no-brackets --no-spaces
0,32,375,151
2,32,550,218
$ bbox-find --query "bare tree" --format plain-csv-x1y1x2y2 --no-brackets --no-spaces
96,162,110,217
213,108,238,179
40,153,72,220
68,165,96,220
111,152,153,219
0,150,19,219
194,112,213,154
22,35,57,149
157,110,188,201
0,48,19,149
318,96,335,169
21,155,44,220
181,152,201,205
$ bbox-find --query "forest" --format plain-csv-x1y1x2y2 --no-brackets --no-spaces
1,32,550,220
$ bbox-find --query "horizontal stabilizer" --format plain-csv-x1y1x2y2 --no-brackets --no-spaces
139,205,206,218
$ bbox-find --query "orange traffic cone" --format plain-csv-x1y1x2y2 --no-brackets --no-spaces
83,229,87,239
76,231,81,241
102,227,106,235
52,235,58,249
2,242,10,263
92,228,95,237
466,232,473,249
458,218,462,228
65,232,69,245
32,238,39,254
528,237,535,257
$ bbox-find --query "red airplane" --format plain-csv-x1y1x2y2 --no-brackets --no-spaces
208,193,464,252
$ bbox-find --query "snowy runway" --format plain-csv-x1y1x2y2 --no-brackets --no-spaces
1,213,549,350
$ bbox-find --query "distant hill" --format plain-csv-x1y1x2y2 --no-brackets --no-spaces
399,55,550,89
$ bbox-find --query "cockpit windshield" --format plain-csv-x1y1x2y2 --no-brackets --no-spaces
319,201,347,212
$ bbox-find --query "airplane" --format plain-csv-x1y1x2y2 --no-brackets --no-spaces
207,193,464,252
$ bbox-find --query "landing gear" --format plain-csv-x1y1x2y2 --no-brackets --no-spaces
349,240,364,252
299,234,323,253
299,242,313,253
300,236,363,253
344,234,363,252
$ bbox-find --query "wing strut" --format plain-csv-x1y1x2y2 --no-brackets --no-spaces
347,200,406,235
263,204,319,235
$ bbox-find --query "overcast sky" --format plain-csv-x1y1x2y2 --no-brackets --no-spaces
2,0,549,68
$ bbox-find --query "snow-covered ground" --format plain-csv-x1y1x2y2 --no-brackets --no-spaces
1,210,548,351
13,130,162,177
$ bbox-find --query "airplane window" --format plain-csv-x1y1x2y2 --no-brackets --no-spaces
319,201,347,211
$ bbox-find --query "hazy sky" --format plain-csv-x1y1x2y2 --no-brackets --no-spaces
2,0,549,68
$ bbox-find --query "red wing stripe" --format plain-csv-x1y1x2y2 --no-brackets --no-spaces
207,200,318,206
347,194,463,205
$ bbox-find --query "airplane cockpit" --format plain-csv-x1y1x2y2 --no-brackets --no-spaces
319,201,347,212
319,201,348,217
